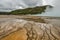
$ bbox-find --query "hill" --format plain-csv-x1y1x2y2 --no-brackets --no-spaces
10,5,53,15
0,12,10,15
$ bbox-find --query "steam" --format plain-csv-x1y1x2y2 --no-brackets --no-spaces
33,0,60,17
0,0,60,17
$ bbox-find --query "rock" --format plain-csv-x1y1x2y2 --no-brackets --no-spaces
0,19,60,40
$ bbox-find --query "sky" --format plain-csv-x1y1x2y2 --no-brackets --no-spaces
33,0,60,17
0,0,60,17
0,0,53,11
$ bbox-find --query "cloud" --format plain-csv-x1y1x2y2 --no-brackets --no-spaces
0,0,28,12
0,0,54,12
22,0,41,6
33,0,60,17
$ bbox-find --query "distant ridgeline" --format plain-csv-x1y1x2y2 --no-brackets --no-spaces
0,5,53,15
0,12,10,15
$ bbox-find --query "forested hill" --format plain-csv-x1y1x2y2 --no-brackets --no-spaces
0,12,10,15
0,5,53,15
10,5,53,15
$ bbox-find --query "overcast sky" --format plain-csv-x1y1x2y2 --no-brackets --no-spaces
0,0,60,17
33,0,60,17
0,0,53,12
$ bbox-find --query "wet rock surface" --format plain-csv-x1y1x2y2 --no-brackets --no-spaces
0,18,60,40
